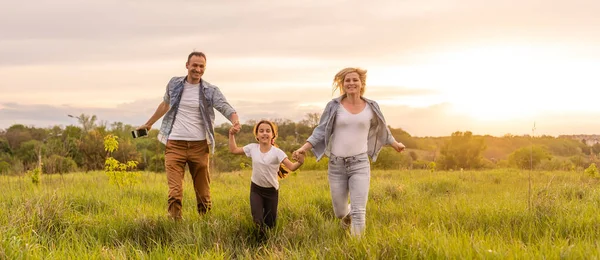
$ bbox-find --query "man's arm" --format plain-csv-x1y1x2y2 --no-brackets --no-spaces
138,101,169,130
210,87,239,124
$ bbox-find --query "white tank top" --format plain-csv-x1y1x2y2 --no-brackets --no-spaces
331,104,373,157
169,81,206,141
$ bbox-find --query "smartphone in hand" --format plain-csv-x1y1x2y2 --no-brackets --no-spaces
132,129,148,138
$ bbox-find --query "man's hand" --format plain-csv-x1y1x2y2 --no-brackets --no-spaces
392,142,406,152
231,121,241,133
137,124,150,131
229,126,239,135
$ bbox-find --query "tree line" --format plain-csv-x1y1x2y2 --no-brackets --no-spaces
0,113,598,175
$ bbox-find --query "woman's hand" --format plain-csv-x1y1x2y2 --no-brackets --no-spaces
292,148,306,161
392,141,406,152
295,151,306,164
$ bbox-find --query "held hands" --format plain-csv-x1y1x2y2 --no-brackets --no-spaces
392,141,406,152
294,150,306,164
292,149,306,161
229,126,240,136
231,121,241,135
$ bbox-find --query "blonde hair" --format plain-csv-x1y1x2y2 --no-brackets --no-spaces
332,67,367,96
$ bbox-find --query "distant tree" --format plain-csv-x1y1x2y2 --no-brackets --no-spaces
300,112,320,129
409,151,418,161
0,161,11,175
73,113,98,132
0,138,11,155
389,127,417,148
508,145,552,169
570,155,589,169
438,131,486,170
42,155,77,174
593,143,600,155
14,140,43,170
372,147,412,170
5,124,32,151
78,129,106,171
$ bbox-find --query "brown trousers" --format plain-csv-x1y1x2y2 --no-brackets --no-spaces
165,140,211,219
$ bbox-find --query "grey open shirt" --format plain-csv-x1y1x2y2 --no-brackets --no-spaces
306,95,397,162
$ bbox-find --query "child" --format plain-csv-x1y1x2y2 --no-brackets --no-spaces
228,120,305,240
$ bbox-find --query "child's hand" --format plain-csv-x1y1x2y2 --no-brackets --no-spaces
229,127,239,135
292,149,306,161
296,152,305,164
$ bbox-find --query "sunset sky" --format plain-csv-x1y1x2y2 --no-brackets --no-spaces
1,0,599,137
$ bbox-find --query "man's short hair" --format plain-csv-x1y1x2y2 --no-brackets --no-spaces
187,52,207,63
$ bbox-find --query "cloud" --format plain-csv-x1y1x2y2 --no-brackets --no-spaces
2,0,598,67
1,0,599,137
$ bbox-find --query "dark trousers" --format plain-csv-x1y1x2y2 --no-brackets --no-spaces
250,182,279,233
165,140,211,219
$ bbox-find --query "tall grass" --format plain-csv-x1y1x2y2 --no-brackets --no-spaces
1,168,599,259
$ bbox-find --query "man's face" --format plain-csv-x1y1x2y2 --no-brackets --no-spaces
186,55,206,82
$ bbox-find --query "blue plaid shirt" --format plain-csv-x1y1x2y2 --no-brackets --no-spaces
157,76,236,153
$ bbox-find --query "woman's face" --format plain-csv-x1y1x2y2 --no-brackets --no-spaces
343,72,362,95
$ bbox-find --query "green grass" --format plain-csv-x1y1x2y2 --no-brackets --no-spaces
1,168,599,259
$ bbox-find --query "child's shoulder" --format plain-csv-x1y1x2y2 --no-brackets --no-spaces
245,143,259,149
271,146,287,155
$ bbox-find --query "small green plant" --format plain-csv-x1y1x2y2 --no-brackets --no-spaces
28,166,42,185
584,163,598,177
104,135,141,188
428,162,437,172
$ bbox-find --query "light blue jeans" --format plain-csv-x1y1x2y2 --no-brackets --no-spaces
328,153,371,237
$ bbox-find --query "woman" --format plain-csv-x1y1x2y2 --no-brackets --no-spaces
293,67,405,237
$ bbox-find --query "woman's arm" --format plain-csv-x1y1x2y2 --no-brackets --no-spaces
294,142,313,157
294,101,333,158
372,100,405,153
391,141,406,152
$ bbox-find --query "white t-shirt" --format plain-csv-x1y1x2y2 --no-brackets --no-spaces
169,81,206,141
243,143,287,190
331,104,373,157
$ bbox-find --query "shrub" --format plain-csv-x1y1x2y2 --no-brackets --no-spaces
585,163,598,177
104,135,142,188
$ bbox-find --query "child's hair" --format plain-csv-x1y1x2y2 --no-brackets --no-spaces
253,120,290,179
253,120,278,145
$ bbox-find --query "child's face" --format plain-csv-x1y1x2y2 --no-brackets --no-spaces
256,123,274,144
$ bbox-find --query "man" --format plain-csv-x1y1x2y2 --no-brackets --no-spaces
139,51,240,219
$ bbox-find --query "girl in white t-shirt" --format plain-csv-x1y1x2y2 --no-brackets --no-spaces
228,120,305,240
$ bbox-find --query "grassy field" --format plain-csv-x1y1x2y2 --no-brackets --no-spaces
1,168,599,259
